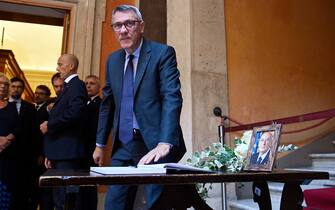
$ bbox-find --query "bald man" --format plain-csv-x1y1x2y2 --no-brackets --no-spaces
40,54,88,210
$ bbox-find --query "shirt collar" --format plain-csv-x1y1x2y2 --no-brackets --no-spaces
259,149,270,160
9,97,21,103
125,38,143,59
90,95,99,101
64,74,78,83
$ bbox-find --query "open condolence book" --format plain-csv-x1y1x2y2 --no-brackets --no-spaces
90,163,212,175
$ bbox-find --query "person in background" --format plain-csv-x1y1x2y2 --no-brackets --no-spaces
51,72,64,98
40,54,87,210
9,76,38,209
34,85,54,210
47,72,64,111
0,73,19,210
81,75,102,210
93,5,186,210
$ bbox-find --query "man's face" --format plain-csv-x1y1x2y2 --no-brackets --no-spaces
258,132,271,154
9,81,24,99
34,88,49,104
53,78,64,97
85,77,100,97
112,11,144,53
56,55,74,80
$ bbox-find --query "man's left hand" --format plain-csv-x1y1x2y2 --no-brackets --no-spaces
40,121,48,134
138,143,171,165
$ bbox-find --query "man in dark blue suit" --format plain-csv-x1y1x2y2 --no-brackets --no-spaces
93,4,186,210
40,54,87,210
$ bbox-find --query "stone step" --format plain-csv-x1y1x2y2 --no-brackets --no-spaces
309,153,335,168
268,182,331,198
231,166,334,210
230,182,330,210
229,196,281,210
286,167,335,180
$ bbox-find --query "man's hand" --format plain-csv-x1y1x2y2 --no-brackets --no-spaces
93,147,104,166
44,157,52,169
40,121,48,134
0,136,10,153
138,143,171,165
47,103,54,112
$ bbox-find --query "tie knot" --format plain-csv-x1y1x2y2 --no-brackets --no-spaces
128,54,134,61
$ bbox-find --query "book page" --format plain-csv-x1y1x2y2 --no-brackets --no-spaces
90,166,166,175
137,163,213,173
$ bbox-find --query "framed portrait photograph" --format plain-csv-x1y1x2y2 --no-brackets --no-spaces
244,124,282,172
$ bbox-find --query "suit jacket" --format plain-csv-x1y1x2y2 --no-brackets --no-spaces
250,150,270,165
16,100,38,164
96,39,186,161
44,76,87,160
82,96,101,166
36,102,49,157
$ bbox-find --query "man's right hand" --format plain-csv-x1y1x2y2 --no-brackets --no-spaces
93,147,104,166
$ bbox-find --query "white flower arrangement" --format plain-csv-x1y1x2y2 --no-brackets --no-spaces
186,131,252,198
233,130,253,159
278,144,298,152
186,130,298,198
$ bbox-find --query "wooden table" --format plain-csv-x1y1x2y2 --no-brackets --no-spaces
39,169,329,210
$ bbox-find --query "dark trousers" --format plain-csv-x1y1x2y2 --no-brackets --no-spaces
51,159,84,210
105,136,166,210
81,157,98,210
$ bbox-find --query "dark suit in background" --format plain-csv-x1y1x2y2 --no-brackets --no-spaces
44,73,87,210
44,76,87,160
81,95,101,210
35,102,54,210
16,100,38,210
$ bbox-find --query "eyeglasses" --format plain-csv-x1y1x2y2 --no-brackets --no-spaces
111,20,141,32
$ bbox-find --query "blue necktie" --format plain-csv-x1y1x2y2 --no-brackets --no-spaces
119,54,134,144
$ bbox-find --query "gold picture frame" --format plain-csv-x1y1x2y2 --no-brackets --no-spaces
244,124,282,171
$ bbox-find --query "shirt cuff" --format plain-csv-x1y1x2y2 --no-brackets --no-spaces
158,142,173,149
96,143,106,148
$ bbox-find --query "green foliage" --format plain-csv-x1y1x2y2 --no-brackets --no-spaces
187,142,244,172
186,142,246,199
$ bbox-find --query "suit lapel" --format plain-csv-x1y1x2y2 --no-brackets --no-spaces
53,78,72,106
134,39,151,95
112,50,126,103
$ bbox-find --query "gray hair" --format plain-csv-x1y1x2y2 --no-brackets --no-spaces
112,5,143,21
85,75,101,86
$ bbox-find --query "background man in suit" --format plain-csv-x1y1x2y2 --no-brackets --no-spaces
9,77,38,209
51,72,64,97
80,75,102,210
84,75,101,167
93,5,186,210
40,54,87,210
47,73,64,112
34,85,54,210
250,132,273,165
